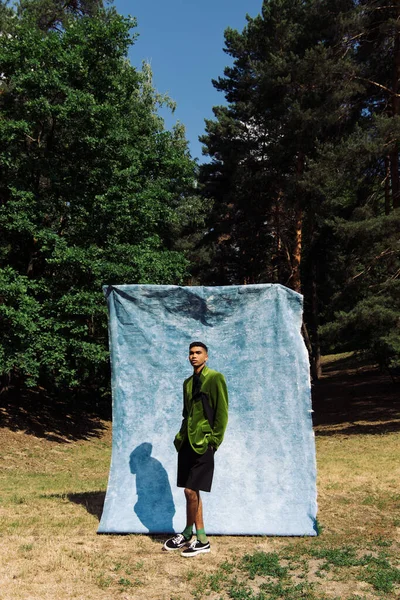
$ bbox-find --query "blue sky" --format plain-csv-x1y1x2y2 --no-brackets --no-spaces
114,0,263,162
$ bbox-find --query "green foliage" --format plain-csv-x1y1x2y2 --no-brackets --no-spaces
239,551,288,580
17,0,104,31
199,0,361,287
309,545,400,594
309,546,360,569
0,2,203,391
362,559,400,593
0,0,14,33
259,580,316,599
200,0,400,370
311,124,400,371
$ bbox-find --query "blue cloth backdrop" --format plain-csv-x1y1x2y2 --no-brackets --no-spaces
98,284,318,536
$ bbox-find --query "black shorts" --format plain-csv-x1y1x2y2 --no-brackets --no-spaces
177,442,215,492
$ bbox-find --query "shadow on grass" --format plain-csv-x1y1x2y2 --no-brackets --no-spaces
313,358,400,436
320,352,373,374
0,386,110,443
66,492,174,539
68,491,106,520
1,355,398,442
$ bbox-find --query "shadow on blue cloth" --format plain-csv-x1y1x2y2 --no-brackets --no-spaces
129,443,175,533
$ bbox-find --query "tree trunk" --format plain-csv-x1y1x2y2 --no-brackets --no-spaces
291,153,305,294
292,204,303,293
390,152,399,209
385,155,391,215
301,321,321,383
391,2,400,209
308,256,322,379
273,190,284,283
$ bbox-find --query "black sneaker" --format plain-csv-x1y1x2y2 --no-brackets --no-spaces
162,533,191,551
181,539,211,557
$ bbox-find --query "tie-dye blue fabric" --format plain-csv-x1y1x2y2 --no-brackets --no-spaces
98,284,318,535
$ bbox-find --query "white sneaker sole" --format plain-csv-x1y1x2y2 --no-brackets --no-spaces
162,537,192,551
181,547,211,557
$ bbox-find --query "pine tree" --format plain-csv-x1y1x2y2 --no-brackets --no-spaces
200,0,363,377
17,0,104,30
304,1,400,373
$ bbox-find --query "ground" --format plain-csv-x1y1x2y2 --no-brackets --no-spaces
0,353,399,599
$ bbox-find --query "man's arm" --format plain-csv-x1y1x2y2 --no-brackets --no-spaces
173,382,188,451
208,373,228,450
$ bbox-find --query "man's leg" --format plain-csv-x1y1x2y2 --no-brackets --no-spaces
182,488,209,553
184,488,204,532
162,447,198,551
164,446,212,554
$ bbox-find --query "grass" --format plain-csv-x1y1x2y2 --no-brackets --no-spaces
0,353,399,599
239,551,288,579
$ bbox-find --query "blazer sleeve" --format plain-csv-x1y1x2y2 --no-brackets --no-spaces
174,382,188,451
208,373,229,450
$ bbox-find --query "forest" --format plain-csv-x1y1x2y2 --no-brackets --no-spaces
1,0,399,397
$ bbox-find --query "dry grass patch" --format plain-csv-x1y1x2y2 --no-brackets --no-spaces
1,425,399,599
1,355,399,599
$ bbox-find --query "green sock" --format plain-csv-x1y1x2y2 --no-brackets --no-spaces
182,525,193,540
196,528,208,544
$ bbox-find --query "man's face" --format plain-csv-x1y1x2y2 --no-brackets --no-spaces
189,346,208,370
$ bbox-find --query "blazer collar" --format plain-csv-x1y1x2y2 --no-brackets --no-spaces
198,364,209,380
192,364,209,381
187,365,208,399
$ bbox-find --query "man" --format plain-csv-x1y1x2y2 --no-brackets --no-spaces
163,341,228,557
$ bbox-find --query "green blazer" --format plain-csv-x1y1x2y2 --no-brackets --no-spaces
174,365,229,455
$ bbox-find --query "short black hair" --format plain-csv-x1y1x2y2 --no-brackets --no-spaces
189,341,208,352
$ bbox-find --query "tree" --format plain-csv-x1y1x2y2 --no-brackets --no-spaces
200,0,400,376
305,1,400,373
0,1,13,32
18,0,104,30
0,3,204,391
200,0,363,377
